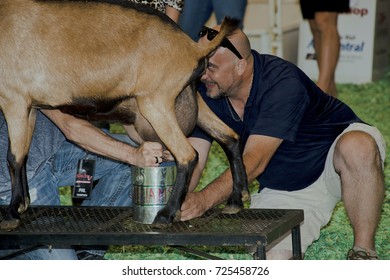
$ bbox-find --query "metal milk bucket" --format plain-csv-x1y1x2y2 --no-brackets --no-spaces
131,161,176,224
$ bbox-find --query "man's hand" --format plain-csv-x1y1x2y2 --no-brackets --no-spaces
180,192,209,221
135,141,165,167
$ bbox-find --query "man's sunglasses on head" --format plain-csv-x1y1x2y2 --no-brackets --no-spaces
198,26,243,60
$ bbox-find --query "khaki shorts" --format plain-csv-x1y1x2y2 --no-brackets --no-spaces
250,123,386,255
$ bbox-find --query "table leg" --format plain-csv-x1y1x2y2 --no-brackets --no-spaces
291,225,302,259
253,243,266,260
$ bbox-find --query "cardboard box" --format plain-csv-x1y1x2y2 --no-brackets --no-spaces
298,0,390,84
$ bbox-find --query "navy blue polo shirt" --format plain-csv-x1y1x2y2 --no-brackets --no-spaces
191,51,363,191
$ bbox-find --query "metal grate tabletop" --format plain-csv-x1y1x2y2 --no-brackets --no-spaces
0,206,303,249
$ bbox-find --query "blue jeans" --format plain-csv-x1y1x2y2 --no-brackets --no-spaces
0,134,134,259
179,0,247,41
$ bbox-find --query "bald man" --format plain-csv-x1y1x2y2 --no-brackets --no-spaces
182,25,386,260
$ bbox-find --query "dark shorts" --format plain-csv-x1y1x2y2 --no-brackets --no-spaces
299,0,350,19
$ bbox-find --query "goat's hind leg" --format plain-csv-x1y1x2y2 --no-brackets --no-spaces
136,96,198,227
196,93,249,214
0,107,36,230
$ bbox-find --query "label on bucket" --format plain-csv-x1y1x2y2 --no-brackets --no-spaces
133,185,173,206
132,164,176,186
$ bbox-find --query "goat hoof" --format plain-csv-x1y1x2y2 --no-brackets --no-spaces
151,210,180,229
222,205,242,214
0,219,20,231
151,217,172,229
241,190,250,202
152,213,173,229
151,222,171,229
173,210,181,222
18,198,30,214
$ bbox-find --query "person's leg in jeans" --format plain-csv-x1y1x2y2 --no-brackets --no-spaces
179,0,213,41
0,180,78,260
82,133,134,207
212,0,247,28
0,140,83,259
179,0,247,41
1,135,134,259
58,135,134,259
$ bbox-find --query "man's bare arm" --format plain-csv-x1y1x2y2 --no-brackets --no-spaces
41,109,163,167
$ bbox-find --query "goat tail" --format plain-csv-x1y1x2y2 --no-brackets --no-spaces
199,16,241,57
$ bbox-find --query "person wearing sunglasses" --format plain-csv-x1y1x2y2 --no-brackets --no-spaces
182,25,386,260
198,26,243,60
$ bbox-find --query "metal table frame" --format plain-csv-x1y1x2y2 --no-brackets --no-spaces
0,206,303,260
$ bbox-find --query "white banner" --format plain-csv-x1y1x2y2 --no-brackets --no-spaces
298,0,390,84
0,260,389,280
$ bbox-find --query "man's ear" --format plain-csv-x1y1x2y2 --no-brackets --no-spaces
235,59,247,76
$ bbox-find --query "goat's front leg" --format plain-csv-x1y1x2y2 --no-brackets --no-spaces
196,92,249,213
0,107,36,231
136,96,198,227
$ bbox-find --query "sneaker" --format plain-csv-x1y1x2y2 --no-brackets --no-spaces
347,248,378,260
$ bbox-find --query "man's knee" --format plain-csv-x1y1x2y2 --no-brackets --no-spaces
333,131,381,172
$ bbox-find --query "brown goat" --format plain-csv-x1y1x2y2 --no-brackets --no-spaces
0,0,249,230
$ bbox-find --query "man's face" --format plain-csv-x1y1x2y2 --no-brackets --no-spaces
200,48,239,99
198,34,239,99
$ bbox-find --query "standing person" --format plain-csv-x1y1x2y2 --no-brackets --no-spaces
181,25,386,259
299,0,350,97
0,109,164,260
179,0,247,41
